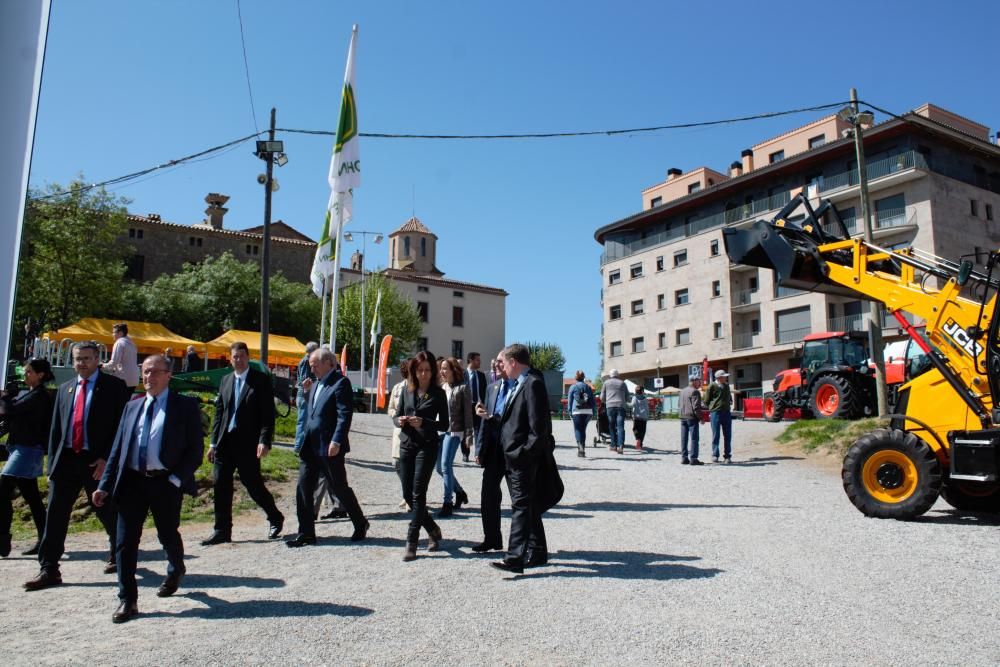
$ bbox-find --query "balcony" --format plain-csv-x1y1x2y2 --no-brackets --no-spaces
827,314,869,332
822,207,917,239
732,332,761,351
819,150,928,196
731,288,761,308
775,325,812,345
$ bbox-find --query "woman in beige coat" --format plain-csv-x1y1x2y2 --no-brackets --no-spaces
387,361,411,509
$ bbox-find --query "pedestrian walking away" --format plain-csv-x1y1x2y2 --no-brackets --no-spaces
679,375,705,465
92,355,204,623
630,385,649,451
600,369,627,454
566,370,595,457
203,342,284,546
706,369,734,463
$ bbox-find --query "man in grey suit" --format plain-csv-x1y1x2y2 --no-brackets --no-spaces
286,347,369,547
93,355,204,623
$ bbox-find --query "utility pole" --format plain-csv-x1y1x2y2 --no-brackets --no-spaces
260,107,276,367
851,88,889,417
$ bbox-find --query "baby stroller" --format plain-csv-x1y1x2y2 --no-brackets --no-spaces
593,404,611,447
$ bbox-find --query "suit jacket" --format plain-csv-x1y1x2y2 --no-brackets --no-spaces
499,368,552,467
444,383,474,438
99,391,205,498
466,369,487,406
302,368,353,456
476,379,505,463
48,370,129,473
211,367,275,450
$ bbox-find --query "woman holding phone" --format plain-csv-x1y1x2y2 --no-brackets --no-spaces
393,351,448,562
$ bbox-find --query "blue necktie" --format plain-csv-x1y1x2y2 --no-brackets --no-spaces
228,375,243,432
137,398,156,474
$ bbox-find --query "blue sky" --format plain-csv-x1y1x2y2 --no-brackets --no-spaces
28,0,1000,376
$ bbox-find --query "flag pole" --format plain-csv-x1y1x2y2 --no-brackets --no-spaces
328,207,343,355
319,277,327,344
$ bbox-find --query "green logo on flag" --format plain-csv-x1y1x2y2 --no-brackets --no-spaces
335,83,358,154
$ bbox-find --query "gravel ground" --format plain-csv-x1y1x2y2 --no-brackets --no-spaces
3,414,999,666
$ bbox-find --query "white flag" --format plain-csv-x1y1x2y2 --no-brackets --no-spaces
369,289,381,349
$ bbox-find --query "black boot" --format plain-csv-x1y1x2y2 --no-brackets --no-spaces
436,503,454,518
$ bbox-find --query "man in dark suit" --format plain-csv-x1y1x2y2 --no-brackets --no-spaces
491,343,553,574
92,355,204,623
202,342,283,545
466,352,487,463
24,341,129,591
286,347,368,547
472,348,511,553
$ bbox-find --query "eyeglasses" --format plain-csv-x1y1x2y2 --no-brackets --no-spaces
142,369,170,376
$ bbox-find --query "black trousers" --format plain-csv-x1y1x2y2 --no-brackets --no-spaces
480,449,507,547
295,446,365,538
0,474,45,540
505,456,546,564
632,419,647,443
397,443,439,543
115,470,184,602
39,453,116,571
212,436,282,532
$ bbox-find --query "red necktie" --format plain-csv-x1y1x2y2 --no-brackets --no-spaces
72,379,87,453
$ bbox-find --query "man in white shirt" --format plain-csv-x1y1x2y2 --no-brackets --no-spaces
105,322,139,391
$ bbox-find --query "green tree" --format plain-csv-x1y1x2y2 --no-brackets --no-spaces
335,272,422,370
523,341,566,372
15,178,132,331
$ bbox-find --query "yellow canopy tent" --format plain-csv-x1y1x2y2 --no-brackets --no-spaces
45,318,204,358
205,330,306,367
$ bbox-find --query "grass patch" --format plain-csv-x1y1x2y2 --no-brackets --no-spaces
776,417,889,456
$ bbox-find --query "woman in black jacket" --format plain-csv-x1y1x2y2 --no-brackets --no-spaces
0,358,54,557
392,351,448,562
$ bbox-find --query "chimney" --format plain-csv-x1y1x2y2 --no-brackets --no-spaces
667,167,683,181
729,161,743,178
741,149,754,173
203,192,230,230
148,213,161,222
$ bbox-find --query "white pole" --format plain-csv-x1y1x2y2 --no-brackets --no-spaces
328,207,344,354
319,277,327,344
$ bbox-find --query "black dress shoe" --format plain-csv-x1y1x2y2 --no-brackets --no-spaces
112,600,138,624
201,531,232,546
268,517,284,540
156,570,185,598
321,509,348,520
103,557,117,574
471,541,503,553
490,559,524,574
0,533,11,558
22,542,40,556
526,552,549,567
23,569,62,591
454,489,469,509
350,520,370,542
286,534,317,548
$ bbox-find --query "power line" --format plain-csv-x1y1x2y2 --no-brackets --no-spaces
235,0,259,134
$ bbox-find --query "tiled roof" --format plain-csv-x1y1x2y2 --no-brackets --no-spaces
126,213,315,247
391,216,435,236
340,266,507,296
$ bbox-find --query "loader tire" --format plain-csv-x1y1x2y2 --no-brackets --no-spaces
762,393,784,422
842,428,941,519
811,375,860,419
940,480,1000,513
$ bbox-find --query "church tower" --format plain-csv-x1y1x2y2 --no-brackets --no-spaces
388,216,443,276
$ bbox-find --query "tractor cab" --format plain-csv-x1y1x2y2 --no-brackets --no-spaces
800,331,869,383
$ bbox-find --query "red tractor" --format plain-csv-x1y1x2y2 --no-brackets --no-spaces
762,331,878,421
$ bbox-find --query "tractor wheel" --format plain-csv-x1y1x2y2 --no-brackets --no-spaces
842,428,941,519
762,393,784,422
940,480,1000,513
810,375,860,419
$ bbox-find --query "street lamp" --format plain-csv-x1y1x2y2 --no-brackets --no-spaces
253,109,288,367
343,230,383,398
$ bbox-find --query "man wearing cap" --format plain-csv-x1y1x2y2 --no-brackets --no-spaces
705,369,734,463
678,375,705,465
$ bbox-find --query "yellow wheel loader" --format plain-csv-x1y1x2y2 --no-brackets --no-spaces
725,193,1000,519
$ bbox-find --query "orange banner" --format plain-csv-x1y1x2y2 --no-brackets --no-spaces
340,344,348,371
376,335,392,409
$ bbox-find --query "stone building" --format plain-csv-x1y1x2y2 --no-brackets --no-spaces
595,103,1000,396
120,193,315,284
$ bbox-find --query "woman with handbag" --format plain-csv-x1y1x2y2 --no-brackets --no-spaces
0,358,54,557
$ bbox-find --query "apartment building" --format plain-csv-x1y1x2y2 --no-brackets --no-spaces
596,103,1000,396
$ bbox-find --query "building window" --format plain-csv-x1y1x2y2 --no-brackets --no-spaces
874,193,906,228
418,286,429,293
808,134,826,149
656,256,664,272
246,244,259,256
189,237,203,247
453,290,464,298
610,341,622,357
713,322,723,339
420,237,427,257
609,305,622,320
452,340,463,359
657,294,665,310
630,263,643,279
749,276,758,292
404,236,411,256
971,199,979,217
658,332,666,348
128,228,144,239
988,204,994,221
631,299,644,316
650,196,662,208
688,182,702,194
673,249,688,267
452,306,464,327
125,255,144,281
712,280,721,298
710,239,720,256
632,337,645,353
417,337,428,352
751,318,761,335
769,150,785,164
676,328,691,346
608,270,621,285
675,288,689,306
417,301,429,323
